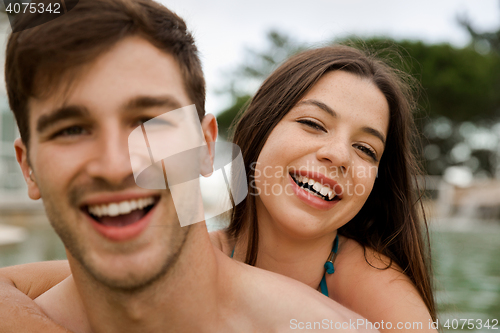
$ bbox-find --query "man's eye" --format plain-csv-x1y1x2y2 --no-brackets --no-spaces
54,126,88,137
133,118,152,127
135,117,175,128
297,119,326,132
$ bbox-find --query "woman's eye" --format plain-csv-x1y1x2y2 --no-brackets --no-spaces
297,119,326,132
355,144,378,162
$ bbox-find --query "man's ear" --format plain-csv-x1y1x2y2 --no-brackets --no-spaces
14,138,41,200
200,114,218,177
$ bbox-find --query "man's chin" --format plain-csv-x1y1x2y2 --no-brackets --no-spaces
89,264,170,292
69,249,176,292
67,226,190,293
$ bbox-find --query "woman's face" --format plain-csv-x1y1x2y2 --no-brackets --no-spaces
253,70,390,239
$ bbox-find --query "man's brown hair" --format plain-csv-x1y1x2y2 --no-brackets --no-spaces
5,0,206,147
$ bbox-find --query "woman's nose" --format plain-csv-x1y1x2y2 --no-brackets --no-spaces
315,139,351,172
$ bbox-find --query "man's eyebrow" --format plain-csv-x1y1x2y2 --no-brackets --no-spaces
361,126,386,146
123,95,184,112
297,99,338,118
36,105,89,134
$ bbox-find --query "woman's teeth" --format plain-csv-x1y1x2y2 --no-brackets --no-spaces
292,174,335,201
88,197,155,217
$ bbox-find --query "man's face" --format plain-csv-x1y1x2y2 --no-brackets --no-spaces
15,36,202,290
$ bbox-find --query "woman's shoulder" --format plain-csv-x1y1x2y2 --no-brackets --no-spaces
336,236,399,274
329,236,433,327
332,236,412,297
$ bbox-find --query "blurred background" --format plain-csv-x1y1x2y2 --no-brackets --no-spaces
0,0,499,330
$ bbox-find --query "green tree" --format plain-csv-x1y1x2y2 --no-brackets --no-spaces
344,38,500,122
458,2,500,56
216,30,307,138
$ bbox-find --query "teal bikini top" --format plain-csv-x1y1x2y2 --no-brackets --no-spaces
230,234,339,298
319,234,339,297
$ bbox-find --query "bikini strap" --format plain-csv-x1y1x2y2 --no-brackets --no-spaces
231,236,337,297
324,234,339,274
319,234,340,298
319,274,329,296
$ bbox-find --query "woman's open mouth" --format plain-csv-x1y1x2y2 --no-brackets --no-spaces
290,173,340,202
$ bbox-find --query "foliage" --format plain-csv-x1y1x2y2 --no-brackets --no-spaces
344,38,500,122
458,11,500,55
217,94,251,139
216,30,307,138
224,30,307,98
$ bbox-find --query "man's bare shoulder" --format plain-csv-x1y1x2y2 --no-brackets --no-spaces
220,252,377,332
34,275,91,333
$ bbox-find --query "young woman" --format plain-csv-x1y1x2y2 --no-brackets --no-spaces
213,45,437,331
0,45,437,332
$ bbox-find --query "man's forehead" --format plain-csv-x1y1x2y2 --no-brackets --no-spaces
28,36,192,127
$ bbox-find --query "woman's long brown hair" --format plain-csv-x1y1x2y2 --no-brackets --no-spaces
226,45,436,320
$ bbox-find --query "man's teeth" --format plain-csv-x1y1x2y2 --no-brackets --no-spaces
294,175,335,200
88,197,155,217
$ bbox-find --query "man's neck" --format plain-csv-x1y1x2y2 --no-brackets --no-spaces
70,223,221,333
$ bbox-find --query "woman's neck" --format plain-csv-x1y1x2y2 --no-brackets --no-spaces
235,207,337,290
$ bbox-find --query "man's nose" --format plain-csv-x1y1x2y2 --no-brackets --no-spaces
86,127,134,186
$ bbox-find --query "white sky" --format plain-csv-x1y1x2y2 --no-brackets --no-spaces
0,1,497,114
159,0,500,115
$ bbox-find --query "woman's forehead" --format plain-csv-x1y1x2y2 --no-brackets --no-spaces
290,71,390,135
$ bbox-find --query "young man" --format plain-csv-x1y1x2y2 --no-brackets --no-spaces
0,0,375,332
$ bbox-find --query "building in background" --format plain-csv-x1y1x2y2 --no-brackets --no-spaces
0,18,43,254
0,15,26,199
0,95,25,195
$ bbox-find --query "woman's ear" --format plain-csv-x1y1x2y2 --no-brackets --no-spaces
200,114,218,177
14,138,41,200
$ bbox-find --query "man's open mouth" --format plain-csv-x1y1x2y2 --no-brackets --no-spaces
290,174,340,202
84,196,160,227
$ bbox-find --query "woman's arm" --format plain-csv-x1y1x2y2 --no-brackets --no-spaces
0,260,72,332
0,260,71,299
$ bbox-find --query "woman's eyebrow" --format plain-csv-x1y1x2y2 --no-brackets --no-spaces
361,126,386,146
297,99,338,118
